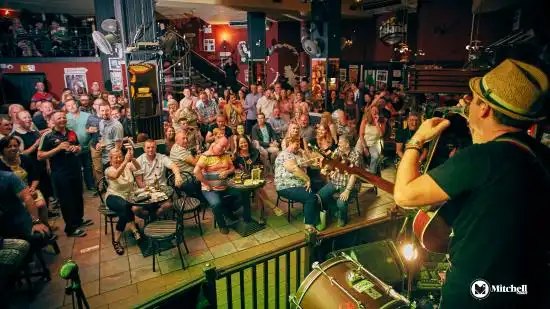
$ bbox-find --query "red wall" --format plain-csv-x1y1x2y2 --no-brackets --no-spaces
0,60,103,98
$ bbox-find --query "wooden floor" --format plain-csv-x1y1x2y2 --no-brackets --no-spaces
9,168,397,309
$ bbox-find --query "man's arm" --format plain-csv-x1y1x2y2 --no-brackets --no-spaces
193,157,209,188
37,135,68,161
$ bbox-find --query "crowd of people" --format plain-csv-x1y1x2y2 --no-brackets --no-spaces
0,77,428,297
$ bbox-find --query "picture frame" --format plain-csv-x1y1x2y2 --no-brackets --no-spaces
108,58,121,71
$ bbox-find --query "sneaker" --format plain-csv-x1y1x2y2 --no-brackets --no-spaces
68,229,87,237
220,227,229,235
79,219,94,227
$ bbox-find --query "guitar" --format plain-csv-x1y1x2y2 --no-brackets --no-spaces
308,145,395,194
412,112,471,253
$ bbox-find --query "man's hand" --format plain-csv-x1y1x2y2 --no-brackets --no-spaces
96,142,104,151
58,141,71,151
339,189,350,202
219,171,229,179
174,175,183,187
124,149,132,162
88,126,98,133
413,117,451,144
32,223,50,236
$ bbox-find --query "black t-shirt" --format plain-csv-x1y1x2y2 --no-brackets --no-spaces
223,63,239,81
32,113,49,131
38,128,81,175
208,124,233,138
234,149,261,173
12,130,40,152
428,132,550,309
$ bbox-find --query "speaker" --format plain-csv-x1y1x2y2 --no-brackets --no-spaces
328,239,406,287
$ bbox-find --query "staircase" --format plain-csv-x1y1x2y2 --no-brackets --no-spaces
161,46,245,95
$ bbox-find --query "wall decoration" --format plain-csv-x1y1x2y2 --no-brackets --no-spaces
339,68,347,82
311,59,327,104
110,71,123,91
203,39,215,52
20,65,35,72
64,67,88,94
349,65,359,84
393,70,402,78
375,70,388,89
108,58,121,71
266,43,300,73
365,70,376,85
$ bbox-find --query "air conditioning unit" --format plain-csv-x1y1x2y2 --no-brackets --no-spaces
229,21,248,29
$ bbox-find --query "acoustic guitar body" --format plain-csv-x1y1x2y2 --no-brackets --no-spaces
413,209,451,254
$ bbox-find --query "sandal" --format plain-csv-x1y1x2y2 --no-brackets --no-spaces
112,241,125,255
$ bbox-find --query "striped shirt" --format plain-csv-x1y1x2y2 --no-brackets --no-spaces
196,153,233,191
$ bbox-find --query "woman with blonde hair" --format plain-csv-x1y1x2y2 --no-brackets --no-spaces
358,105,386,174
281,122,303,150
105,147,142,255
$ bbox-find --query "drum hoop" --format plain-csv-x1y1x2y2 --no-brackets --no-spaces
297,257,347,305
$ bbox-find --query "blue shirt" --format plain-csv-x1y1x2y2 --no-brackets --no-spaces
0,171,32,238
244,93,260,120
67,111,91,151
86,114,101,147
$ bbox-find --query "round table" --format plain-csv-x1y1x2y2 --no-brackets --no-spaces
129,185,174,221
228,179,267,223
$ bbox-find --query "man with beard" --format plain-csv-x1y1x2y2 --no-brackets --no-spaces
394,59,550,309
38,112,92,237
32,100,55,133
97,103,124,168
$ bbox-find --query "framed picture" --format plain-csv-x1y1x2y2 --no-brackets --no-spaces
64,68,88,94
339,68,347,82
375,70,388,89
349,65,359,84
393,69,402,78
203,39,215,52
365,70,375,85
108,58,121,71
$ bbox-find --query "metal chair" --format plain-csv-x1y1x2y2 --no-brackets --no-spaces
143,203,188,272
96,177,118,242
168,172,203,235
275,193,302,223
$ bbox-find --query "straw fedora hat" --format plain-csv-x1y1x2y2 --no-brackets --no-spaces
469,59,549,121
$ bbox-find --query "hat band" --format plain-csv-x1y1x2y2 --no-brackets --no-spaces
479,78,541,119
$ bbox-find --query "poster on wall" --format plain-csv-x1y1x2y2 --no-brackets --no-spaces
364,70,375,86
339,68,347,82
203,39,215,52
375,70,388,90
109,58,122,71
64,68,88,94
110,71,123,92
393,70,402,78
349,65,359,84
310,58,327,106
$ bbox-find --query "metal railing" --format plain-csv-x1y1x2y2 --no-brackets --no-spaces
136,208,402,309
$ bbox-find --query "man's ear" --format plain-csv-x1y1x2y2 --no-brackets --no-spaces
479,102,492,119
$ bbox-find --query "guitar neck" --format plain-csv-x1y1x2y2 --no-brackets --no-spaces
343,163,395,194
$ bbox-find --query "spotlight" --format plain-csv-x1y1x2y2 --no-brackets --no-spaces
401,243,418,261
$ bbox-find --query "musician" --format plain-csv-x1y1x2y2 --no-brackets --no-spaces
395,113,428,162
318,135,362,227
394,59,550,309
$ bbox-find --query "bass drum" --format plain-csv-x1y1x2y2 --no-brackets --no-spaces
290,256,410,309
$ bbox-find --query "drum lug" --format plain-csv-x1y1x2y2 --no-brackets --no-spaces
288,295,302,309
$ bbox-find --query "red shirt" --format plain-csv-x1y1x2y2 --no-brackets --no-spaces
31,91,54,102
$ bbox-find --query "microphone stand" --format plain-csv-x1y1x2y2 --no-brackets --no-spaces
60,260,90,309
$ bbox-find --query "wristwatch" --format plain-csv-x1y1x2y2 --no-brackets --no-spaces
32,217,42,225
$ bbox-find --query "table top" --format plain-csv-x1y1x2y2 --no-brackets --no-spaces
228,179,266,191
128,185,174,206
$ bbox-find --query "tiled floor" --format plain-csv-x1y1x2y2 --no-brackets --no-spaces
10,168,397,309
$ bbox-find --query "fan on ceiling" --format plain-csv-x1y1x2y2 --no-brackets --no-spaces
92,19,121,56
301,23,323,57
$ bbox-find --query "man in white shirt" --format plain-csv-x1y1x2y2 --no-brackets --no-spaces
135,139,183,218
256,89,277,120
179,88,197,110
